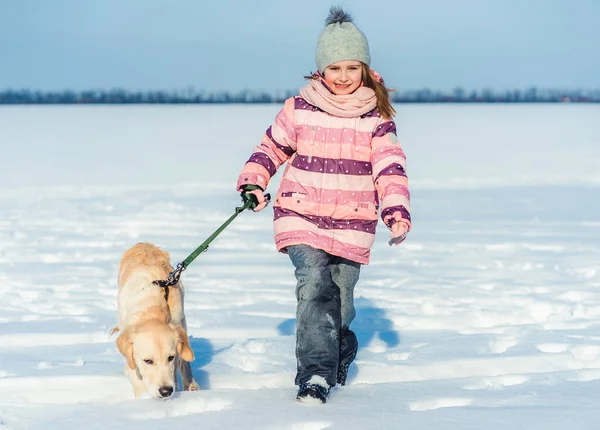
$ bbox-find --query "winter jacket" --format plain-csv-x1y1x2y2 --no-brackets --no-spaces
237,90,410,265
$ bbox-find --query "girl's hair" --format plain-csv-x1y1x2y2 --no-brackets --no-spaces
360,63,396,120
304,63,396,120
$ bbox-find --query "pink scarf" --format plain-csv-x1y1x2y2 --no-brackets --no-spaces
299,75,378,118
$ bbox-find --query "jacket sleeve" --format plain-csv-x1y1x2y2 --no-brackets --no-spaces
237,97,298,191
370,118,412,231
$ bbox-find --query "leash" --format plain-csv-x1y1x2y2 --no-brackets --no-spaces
153,186,270,299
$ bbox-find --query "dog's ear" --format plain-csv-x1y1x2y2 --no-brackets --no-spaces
116,330,136,369
173,325,194,362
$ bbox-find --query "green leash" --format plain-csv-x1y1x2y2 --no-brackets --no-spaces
153,185,270,292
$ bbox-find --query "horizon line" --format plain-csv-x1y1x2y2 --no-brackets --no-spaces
1,86,599,104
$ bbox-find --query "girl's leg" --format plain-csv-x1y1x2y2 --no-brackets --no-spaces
330,257,361,330
330,256,361,385
287,245,341,388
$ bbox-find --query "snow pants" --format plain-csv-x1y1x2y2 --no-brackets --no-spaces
287,245,361,387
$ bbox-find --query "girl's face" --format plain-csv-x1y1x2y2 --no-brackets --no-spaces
322,60,363,95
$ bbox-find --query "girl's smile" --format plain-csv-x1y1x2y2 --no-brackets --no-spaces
323,60,363,95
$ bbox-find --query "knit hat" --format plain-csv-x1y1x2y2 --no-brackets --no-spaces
315,7,370,73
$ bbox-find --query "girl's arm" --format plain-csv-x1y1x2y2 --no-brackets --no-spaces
237,97,298,191
370,119,412,232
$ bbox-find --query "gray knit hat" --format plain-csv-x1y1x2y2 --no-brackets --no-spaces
315,7,370,73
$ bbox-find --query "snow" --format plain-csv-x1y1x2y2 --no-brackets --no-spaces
0,104,599,429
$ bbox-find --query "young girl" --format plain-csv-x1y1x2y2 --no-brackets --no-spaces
237,7,411,404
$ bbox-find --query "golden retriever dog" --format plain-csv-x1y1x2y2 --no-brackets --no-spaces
114,242,200,399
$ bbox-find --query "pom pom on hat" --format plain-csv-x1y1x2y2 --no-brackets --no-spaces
315,6,371,73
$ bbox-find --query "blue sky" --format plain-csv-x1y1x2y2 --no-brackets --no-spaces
1,0,599,92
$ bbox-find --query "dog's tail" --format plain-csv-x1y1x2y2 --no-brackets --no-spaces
109,326,119,336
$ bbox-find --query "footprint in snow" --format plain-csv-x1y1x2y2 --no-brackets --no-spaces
409,397,473,412
462,374,529,390
569,369,600,382
535,343,570,353
37,359,85,370
129,396,232,419
536,343,600,360
485,335,518,354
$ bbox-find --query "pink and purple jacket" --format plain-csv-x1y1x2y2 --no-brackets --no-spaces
237,96,411,265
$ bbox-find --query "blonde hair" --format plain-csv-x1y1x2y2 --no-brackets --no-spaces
304,63,396,120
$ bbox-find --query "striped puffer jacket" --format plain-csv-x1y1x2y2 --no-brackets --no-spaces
237,96,411,264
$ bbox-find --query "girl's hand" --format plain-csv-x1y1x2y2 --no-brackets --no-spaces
388,220,408,246
241,188,269,212
248,189,268,212
384,212,409,246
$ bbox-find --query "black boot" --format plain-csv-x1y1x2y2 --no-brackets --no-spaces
296,383,329,404
337,329,358,386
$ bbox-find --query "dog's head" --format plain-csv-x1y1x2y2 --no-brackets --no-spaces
116,322,194,398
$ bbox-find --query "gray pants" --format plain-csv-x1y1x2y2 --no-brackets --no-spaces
287,245,361,387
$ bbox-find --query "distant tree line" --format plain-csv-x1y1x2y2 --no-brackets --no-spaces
1,87,598,104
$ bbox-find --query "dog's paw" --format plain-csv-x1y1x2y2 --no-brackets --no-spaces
185,381,201,391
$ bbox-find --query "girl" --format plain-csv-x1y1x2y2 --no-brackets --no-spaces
237,7,411,404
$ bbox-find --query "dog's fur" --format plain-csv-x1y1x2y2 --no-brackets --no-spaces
114,242,200,399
